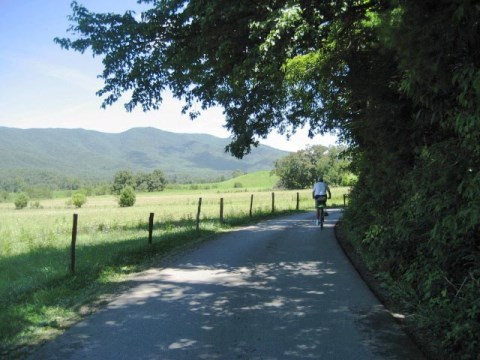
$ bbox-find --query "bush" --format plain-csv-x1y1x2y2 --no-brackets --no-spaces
14,193,29,209
30,201,42,209
72,191,87,208
119,186,136,207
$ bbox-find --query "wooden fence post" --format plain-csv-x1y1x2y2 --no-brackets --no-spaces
220,198,224,224
343,194,347,207
272,192,275,213
196,197,202,231
296,192,300,210
70,213,78,275
148,212,154,244
249,194,254,218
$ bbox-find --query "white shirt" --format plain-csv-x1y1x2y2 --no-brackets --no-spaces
313,182,328,196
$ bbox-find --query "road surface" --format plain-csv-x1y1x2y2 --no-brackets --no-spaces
31,209,424,359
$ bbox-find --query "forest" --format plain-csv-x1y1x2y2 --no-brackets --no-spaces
56,1,479,357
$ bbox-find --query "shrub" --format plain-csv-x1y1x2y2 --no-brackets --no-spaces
14,193,29,209
72,191,87,208
119,186,136,207
30,201,42,209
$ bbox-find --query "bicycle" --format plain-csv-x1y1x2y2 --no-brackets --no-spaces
315,195,328,229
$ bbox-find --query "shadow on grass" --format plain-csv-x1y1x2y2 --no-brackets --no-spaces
0,210,303,355
0,227,217,353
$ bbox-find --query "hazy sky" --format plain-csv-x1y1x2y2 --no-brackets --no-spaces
0,0,337,152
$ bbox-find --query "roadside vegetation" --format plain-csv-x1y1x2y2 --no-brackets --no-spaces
0,171,348,356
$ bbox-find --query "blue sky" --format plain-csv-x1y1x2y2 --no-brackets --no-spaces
0,0,336,152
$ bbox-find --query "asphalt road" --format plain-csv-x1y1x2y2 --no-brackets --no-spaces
31,209,424,359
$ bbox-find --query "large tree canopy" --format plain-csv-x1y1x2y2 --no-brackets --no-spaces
55,0,380,157
58,1,480,356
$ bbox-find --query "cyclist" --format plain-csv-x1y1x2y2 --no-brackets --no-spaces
312,176,331,226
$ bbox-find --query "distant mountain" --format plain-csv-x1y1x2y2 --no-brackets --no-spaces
0,127,288,186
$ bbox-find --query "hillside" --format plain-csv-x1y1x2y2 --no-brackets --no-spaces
0,127,287,187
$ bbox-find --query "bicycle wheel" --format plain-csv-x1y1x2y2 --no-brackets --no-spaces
320,207,324,230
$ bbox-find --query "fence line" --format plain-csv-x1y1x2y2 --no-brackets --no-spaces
66,191,312,275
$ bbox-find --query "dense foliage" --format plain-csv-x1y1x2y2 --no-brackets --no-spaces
111,169,167,195
0,169,86,193
111,170,135,195
58,1,479,357
13,193,29,210
274,145,354,189
71,191,87,208
135,170,167,192
118,186,136,207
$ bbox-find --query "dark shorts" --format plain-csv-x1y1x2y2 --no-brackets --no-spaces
315,195,327,208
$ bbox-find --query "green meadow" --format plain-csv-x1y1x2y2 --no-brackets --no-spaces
0,171,348,356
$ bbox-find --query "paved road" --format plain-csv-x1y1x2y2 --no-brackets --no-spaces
32,209,424,359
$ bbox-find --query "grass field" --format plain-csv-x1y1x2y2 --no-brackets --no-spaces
0,179,349,356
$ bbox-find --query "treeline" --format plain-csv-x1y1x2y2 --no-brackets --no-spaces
273,145,355,189
0,169,168,203
0,170,111,202
0,169,101,193
0,168,240,197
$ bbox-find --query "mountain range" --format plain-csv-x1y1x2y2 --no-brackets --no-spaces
0,127,288,185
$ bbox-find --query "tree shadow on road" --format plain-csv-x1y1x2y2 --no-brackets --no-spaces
33,210,424,359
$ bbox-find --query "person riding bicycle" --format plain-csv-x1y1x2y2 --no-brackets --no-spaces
312,176,331,225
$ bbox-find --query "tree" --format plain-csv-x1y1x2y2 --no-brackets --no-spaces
149,170,166,192
135,170,167,192
118,186,136,207
14,193,29,209
274,148,317,189
135,172,150,192
111,170,135,195
72,191,87,208
55,0,360,157
274,145,352,189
